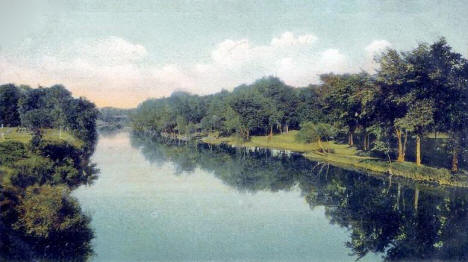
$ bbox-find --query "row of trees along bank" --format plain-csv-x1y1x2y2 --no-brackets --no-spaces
131,38,467,173
0,84,99,154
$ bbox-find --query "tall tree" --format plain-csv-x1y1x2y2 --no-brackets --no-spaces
377,49,412,162
0,84,21,126
322,74,361,146
395,100,435,165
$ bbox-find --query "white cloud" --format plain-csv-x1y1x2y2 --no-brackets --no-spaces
271,32,317,47
364,40,392,73
0,33,377,107
69,36,148,65
365,40,392,55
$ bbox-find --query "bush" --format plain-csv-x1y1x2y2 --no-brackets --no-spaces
10,157,54,188
296,122,337,143
12,185,93,259
53,161,80,186
0,141,27,166
36,140,81,167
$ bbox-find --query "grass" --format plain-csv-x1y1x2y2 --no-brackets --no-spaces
0,165,14,185
0,127,83,148
202,131,468,187
427,132,449,139
0,128,83,185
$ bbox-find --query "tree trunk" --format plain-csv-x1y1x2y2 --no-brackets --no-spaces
452,148,459,173
414,187,419,212
267,126,273,143
396,183,401,211
403,131,408,158
348,132,354,146
363,132,368,151
416,134,421,166
367,133,371,150
285,125,289,134
451,133,460,173
396,128,406,162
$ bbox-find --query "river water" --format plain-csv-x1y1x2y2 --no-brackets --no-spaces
73,131,468,261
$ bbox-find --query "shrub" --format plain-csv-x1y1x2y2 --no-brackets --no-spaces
296,122,337,143
10,156,54,188
53,161,80,186
36,140,81,167
0,141,27,166
12,185,93,259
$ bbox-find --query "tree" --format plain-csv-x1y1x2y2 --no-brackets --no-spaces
395,100,434,165
253,77,299,133
295,86,324,124
0,84,21,126
425,39,468,172
377,49,413,162
322,74,362,146
296,122,337,152
229,88,270,139
13,184,92,241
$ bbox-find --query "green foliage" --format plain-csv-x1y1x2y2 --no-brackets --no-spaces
0,84,98,153
13,184,93,240
36,139,80,166
29,130,43,152
0,85,97,261
10,156,55,188
53,161,80,186
0,141,27,166
129,37,467,171
395,100,435,135
296,122,337,143
21,109,54,129
0,84,21,126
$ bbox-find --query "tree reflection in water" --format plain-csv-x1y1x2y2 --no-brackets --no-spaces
0,162,98,261
131,133,468,261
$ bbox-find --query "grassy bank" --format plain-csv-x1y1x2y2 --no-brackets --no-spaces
0,127,83,148
0,128,84,184
202,131,468,187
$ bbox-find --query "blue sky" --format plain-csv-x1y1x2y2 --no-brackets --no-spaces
1,0,467,107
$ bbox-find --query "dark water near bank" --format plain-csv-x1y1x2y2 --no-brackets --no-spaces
74,131,468,261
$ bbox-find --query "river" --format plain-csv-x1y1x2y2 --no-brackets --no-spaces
73,131,468,261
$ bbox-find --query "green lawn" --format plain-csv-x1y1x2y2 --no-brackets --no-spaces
204,130,368,157
0,127,83,148
202,131,468,187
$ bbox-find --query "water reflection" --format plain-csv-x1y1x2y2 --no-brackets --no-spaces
1,185,95,262
0,144,98,261
131,133,468,261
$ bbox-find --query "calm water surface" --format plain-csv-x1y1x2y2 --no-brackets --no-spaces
73,131,468,261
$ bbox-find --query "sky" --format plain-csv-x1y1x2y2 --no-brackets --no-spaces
0,0,467,108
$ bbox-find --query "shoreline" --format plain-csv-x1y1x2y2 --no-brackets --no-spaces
199,132,468,188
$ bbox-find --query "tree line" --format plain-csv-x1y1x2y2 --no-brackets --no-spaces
0,84,99,152
131,38,467,173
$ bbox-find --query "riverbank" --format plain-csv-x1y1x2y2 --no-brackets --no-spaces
0,127,95,260
201,131,468,188
0,127,83,147
0,128,84,184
